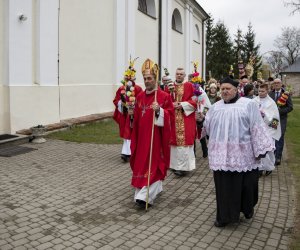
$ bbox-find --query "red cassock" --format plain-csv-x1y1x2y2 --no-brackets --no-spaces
130,90,174,188
113,84,143,139
165,82,197,146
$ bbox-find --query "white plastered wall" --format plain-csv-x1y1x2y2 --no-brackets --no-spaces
0,1,10,133
171,2,185,77
5,0,61,133
0,1,4,86
9,86,59,132
58,0,115,119
192,17,202,75
134,0,159,85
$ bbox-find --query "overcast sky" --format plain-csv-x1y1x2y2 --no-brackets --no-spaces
197,0,300,55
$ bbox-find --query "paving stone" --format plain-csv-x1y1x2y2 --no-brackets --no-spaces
36,242,54,250
73,242,85,249
90,232,105,241
83,247,97,250
11,238,29,247
0,141,294,250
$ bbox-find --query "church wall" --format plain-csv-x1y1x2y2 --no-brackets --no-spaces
2,0,61,133
9,86,60,133
0,86,10,133
135,0,159,85
191,17,202,76
58,0,116,120
0,1,8,133
171,3,185,75
0,0,208,133
0,0,4,86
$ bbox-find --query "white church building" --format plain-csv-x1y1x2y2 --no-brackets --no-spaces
0,0,209,134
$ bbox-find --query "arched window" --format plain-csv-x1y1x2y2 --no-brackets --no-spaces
138,0,156,18
194,24,200,43
172,9,183,33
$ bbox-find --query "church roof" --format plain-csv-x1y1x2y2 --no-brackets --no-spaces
191,0,210,20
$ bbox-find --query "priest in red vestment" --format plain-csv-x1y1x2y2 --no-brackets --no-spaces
113,58,143,162
165,68,197,176
130,59,174,208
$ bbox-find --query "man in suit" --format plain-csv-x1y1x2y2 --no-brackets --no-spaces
269,78,293,165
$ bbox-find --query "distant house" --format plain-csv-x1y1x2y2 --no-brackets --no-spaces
280,58,300,96
0,0,209,134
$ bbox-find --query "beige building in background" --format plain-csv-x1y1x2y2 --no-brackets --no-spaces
280,58,300,97
0,0,208,134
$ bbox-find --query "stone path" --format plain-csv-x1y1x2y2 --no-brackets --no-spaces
0,140,295,249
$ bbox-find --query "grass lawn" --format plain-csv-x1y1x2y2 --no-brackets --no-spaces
286,97,300,249
46,118,122,144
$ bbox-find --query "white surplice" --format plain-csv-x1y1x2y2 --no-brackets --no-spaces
203,97,274,172
253,95,281,171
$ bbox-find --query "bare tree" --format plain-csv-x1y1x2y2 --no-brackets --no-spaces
274,27,300,66
284,0,300,15
266,51,286,77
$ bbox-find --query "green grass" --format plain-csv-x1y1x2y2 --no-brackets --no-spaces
46,118,122,144
286,97,300,249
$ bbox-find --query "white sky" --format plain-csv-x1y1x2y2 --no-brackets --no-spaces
197,0,300,55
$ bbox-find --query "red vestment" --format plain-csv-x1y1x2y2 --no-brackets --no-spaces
130,90,174,188
113,84,143,139
165,82,197,146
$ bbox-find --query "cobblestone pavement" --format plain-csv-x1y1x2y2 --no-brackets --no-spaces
0,140,296,250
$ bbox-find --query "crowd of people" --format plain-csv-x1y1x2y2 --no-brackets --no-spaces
112,58,293,227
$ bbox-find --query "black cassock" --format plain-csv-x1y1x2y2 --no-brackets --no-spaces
213,169,259,224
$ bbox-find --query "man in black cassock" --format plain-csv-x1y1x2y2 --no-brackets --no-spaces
202,77,274,227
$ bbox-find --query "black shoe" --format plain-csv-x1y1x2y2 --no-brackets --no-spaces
265,171,272,176
121,154,130,163
136,199,145,208
136,199,151,209
174,170,185,177
121,154,127,162
203,153,208,158
214,220,227,227
275,159,281,166
244,210,254,219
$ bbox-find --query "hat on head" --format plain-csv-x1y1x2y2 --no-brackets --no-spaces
244,84,254,96
220,76,239,88
142,58,159,77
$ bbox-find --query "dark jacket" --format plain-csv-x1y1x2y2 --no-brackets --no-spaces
269,89,293,133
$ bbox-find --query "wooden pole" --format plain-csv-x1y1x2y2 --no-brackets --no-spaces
145,68,159,211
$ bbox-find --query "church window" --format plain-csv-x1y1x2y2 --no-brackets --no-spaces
194,24,200,43
172,9,183,33
138,0,156,18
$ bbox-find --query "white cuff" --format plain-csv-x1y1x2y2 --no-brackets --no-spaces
155,107,164,127
117,100,123,113
181,102,195,116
